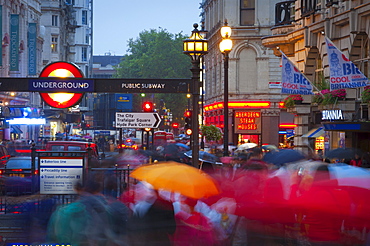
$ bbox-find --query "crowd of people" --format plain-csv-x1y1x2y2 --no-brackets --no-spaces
10,145,367,246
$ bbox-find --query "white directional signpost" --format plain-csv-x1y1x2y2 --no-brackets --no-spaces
39,157,84,194
115,112,161,128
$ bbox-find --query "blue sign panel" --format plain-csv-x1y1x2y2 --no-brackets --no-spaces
28,79,94,92
286,129,294,138
10,14,19,71
28,23,37,75
115,93,133,111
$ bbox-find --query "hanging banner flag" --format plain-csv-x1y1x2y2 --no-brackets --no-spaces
28,23,37,75
325,37,369,90
10,14,19,71
281,53,314,95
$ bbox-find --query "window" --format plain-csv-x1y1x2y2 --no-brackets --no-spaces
85,34,89,44
68,146,82,151
51,146,64,151
82,47,87,61
52,15,58,26
82,10,87,25
240,0,255,26
51,36,58,53
65,0,75,5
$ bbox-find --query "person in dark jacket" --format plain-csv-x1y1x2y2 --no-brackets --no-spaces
242,147,269,170
128,183,176,246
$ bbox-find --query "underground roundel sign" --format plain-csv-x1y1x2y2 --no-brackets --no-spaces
39,61,84,108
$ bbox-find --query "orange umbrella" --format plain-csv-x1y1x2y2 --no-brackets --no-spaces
130,161,220,199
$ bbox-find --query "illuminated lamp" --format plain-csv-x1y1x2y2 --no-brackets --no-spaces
39,62,84,108
185,128,193,135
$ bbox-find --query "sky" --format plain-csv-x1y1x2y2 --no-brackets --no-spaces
93,0,202,56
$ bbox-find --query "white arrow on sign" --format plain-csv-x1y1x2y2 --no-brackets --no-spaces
115,112,161,128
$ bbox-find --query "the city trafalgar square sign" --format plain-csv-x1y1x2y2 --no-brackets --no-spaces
115,112,161,128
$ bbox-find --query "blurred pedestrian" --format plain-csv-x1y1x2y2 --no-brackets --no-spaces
47,176,129,246
172,196,217,246
127,182,176,246
293,165,350,246
241,147,269,170
361,152,370,168
350,153,362,167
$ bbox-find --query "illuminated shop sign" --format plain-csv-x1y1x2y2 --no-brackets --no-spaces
234,111,262,134
7,118,46,125
322,110,344,121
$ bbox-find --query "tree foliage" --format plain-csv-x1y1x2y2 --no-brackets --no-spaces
115,28,192,121
201,125,222,142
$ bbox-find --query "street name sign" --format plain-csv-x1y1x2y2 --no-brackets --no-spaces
115,112,161,128
39,157,83,194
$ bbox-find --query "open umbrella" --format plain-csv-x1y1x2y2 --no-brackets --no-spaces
176,143,190,150
325,148,362,160
263,149,306,166
237,143,257,151
328,163,370,189
130,161,220,199
184,150,221,164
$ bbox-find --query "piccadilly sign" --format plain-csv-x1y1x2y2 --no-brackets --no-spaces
37,61,91,108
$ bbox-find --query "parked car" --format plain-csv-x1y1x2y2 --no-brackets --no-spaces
0,156,39,196
1,156,38,177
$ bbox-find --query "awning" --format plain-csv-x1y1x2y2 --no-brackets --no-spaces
301,127,324,138
10,125,23,134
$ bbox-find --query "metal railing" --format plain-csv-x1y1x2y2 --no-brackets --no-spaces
0,166,133,214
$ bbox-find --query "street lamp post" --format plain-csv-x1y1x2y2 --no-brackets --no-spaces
219,21,233,157
183,23,208,168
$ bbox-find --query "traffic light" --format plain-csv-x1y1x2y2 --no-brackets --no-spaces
172,122,179,129
184,110,192,135
81,122,91,130
142,101,154,112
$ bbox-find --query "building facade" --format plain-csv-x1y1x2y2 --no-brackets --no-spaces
201,0,294,148
0,0,93,142
40,0,93,140
262,0,370,155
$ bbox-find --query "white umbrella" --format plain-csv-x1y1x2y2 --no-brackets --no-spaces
328,163,370,189
237,143,257,151
217,145,237,152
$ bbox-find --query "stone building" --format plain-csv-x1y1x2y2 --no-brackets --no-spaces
262,0,370,154
201,0,294,148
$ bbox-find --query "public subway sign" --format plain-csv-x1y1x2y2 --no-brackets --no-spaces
322,109,344,121
234,111,262,134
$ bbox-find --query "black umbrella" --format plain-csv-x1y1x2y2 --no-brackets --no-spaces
325,148,362,160
263,149,306,167
184,150,221,164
